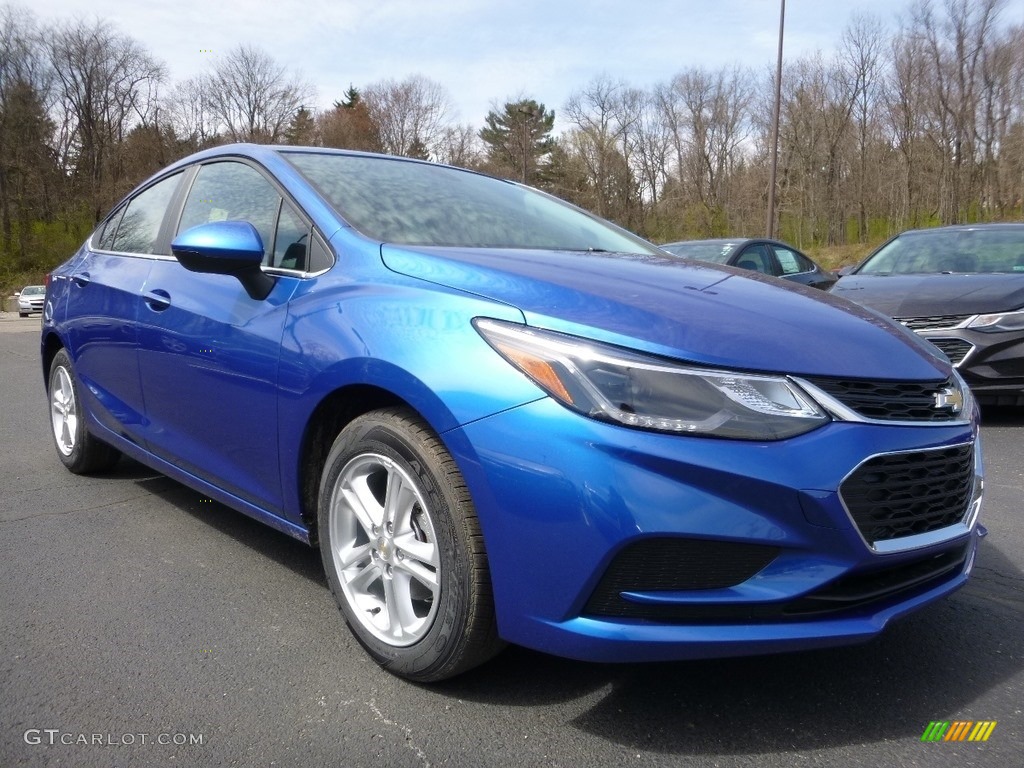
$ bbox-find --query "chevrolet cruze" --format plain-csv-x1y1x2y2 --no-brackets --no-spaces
41,144,985,681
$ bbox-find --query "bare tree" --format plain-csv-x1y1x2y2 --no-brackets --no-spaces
841,12,886,241
436,123,482,168
0,5,55,260
48,17,165,218
914,0,1004,223
977,22,1022,217
362,75,454,158
883,22,930,227
631,91,672,212
563,74,642,221
656,66,752,233
166,75,219,150
203,45,313,144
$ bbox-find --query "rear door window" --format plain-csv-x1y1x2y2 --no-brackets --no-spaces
773,246,814,275
111,173,183,254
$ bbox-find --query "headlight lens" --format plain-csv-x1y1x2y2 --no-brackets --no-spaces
967,309,1024,332
474,319,829,440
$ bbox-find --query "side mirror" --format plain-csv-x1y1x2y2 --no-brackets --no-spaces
14,292,20,297
171,221,275,300
837,265,857,277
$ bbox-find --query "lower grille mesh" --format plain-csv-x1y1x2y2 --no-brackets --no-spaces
584,539,779,618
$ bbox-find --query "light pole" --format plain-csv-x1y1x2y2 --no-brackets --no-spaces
517,105,537,183
766,0,785,238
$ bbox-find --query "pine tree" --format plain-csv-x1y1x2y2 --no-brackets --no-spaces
284,106,317,145
478,99,555,185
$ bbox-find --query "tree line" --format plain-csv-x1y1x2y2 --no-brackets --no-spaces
2,0,1022,290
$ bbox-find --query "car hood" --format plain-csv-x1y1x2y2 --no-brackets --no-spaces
831,273,1024,317
381,245,948,380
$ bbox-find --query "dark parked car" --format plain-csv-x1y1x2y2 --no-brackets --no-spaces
42,145,984,682
660,238,837,289
832,224,1024,406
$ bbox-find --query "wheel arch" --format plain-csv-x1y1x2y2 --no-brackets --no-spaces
295,374,468,545
41,331,65,386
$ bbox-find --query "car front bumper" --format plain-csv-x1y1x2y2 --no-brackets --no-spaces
447,397,983,663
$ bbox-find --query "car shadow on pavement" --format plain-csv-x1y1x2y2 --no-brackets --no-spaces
125,460,326,587
441,543,1023,755
980,404,1024,425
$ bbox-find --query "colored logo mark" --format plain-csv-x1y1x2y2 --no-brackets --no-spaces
921,721,997,742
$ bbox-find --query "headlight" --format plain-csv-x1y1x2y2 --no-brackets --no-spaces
474,319,829,440
966,309,1024,332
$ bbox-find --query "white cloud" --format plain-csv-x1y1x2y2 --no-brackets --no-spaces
23,0,1024,129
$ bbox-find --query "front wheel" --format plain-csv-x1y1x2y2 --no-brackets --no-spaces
318,408,503,682
48,349,120,474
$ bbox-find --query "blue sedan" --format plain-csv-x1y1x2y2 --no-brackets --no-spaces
42,145,984,681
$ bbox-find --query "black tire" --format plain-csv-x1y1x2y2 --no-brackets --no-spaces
318,407,503,682
19,312,28,318
47,349,120,474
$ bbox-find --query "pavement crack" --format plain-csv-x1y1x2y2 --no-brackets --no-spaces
1,491,162,523
973,565,1024,586
367,698,431,768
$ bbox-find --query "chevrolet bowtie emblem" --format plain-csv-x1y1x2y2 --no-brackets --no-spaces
933,386,964,413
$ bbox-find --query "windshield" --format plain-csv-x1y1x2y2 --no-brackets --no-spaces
661,241,735,263
859,228,1024,275
283,152,659,255
22,286,45,296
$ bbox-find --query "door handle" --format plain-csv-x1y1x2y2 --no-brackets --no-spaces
72,272,91,287
144,289,171,311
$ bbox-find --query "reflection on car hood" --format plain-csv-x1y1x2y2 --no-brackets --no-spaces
382,245,947,380
831,273,1024,317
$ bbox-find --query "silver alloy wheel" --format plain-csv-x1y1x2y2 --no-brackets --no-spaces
51,365,77,457
328,453,441,646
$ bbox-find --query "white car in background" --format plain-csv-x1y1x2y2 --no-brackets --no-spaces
16,285,45,317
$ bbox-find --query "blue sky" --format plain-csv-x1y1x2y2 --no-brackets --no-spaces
27,0,1024,128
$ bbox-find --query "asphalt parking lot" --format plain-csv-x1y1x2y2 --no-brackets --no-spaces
1,312,1021,767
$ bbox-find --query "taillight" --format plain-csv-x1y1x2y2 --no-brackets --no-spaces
45,273,51,288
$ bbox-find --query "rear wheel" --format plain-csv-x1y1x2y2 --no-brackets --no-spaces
48,349,120,474
318,407,502,682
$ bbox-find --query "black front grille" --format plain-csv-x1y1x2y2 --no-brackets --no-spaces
840,444,974,546
803,376,961,422
898,314,971,330
927,337,974,366
584,538,779,618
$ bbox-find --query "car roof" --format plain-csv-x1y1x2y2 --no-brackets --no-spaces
897,223,1024,235
662,238,747,247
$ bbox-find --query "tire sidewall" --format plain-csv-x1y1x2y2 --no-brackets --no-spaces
48,350,86,472
318,414,471,679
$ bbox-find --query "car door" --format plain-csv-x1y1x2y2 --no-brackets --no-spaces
732,243,780,277
62,171,184,445
771,244,836,289
136,160,308,513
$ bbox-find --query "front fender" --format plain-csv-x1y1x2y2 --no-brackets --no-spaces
275,275,541,524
